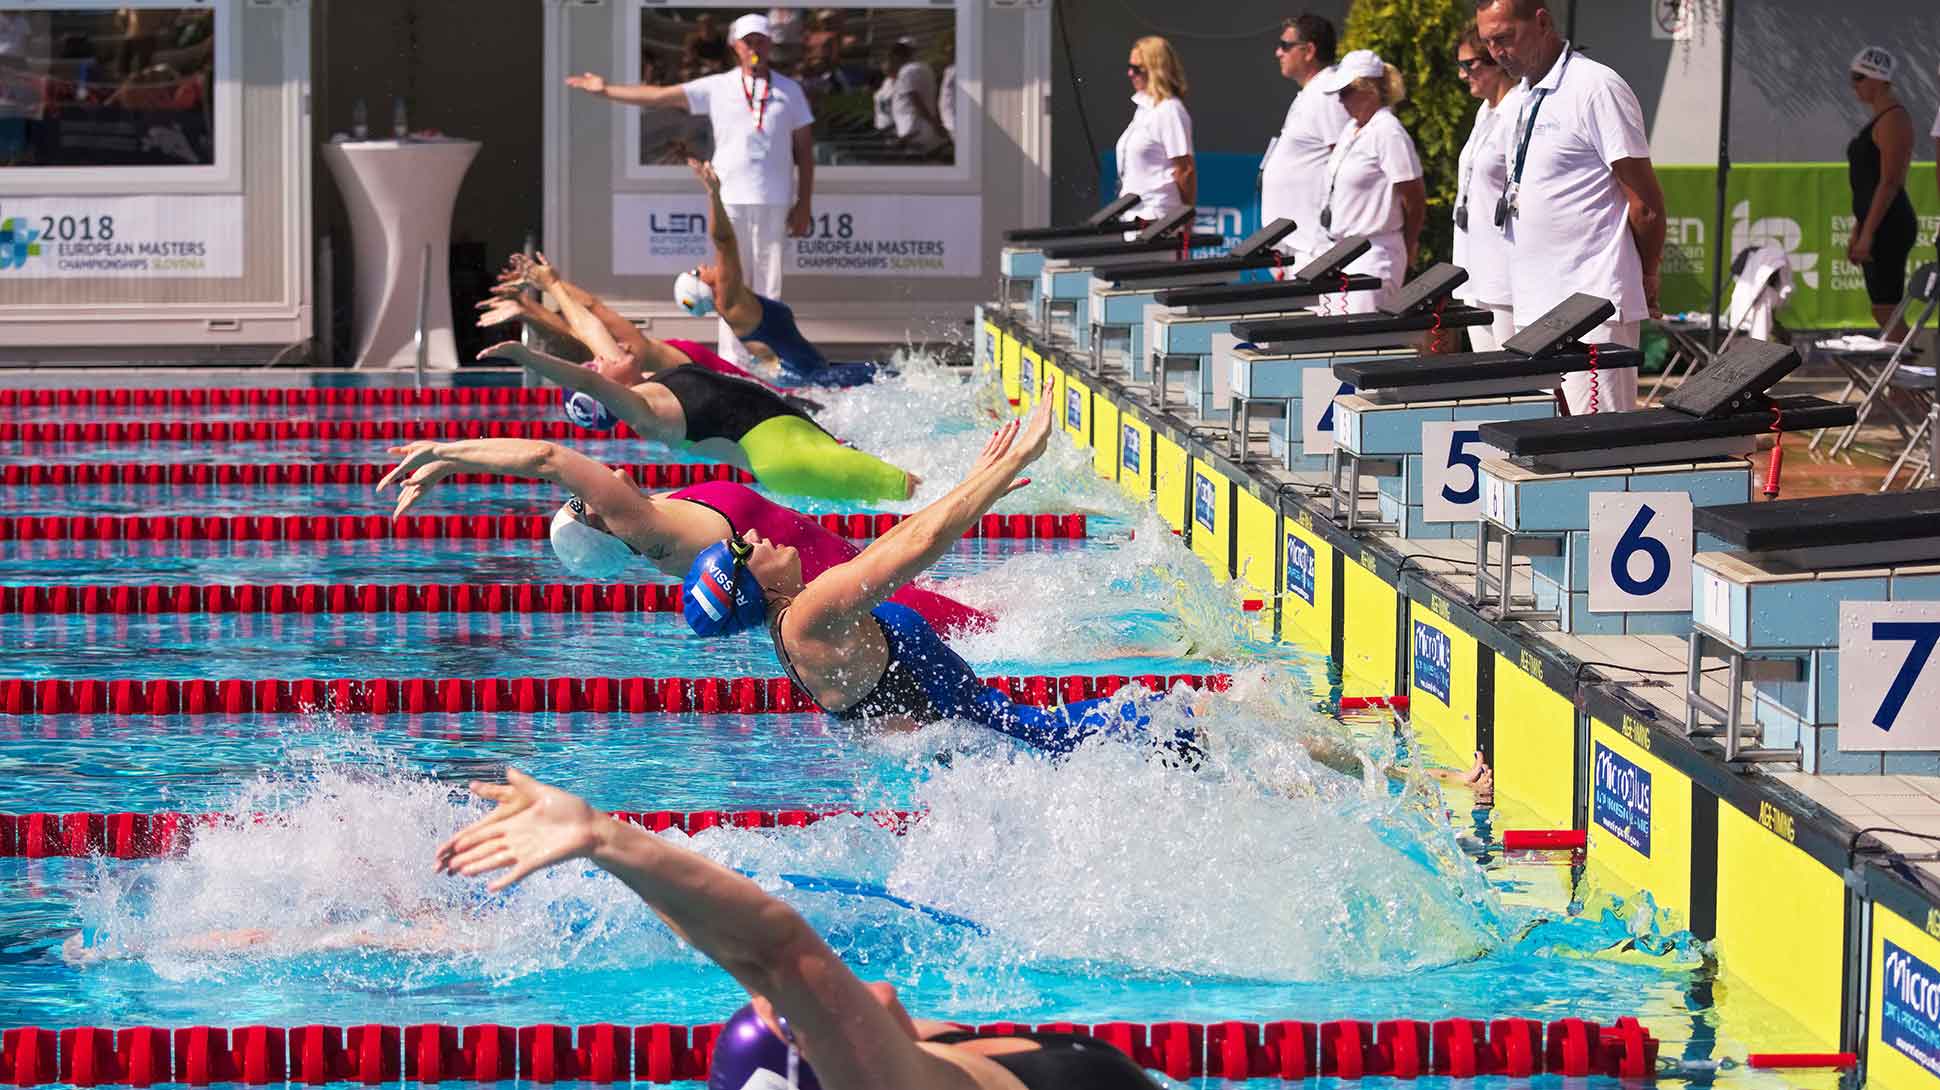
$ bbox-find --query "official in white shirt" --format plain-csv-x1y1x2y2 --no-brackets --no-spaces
1311,50,1425,314
1452,27,1516,350
1476,0,1666,415
887,38,948,156
1261,14,1350,266
1115,35,1196,224
566,13,817,367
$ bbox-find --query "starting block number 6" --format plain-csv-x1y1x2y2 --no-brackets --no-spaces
1841,603,1940,750
1588,493,1692,613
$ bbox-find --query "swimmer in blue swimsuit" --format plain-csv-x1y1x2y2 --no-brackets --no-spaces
675,158,882,389
679,379,1199,761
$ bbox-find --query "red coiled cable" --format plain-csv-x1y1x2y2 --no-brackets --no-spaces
1585,344,1601,415
1427,298,1449,354
1764,404,1785,499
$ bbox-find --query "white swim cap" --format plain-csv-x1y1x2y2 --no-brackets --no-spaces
674,269,715,317
549,499,633,580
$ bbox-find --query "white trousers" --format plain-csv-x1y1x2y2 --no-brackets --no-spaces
718,202,790,366
1556,318,1641,415
1465,302,1518,353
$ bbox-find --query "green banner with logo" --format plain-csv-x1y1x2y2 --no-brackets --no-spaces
1658,163,1939,330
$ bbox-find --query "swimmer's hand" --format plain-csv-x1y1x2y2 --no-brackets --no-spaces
970,377,1054,493
968,419,1032,496
377,440,459,517
564,71,607,96
436,769,606,893
688,157,721,194
475,295,535,329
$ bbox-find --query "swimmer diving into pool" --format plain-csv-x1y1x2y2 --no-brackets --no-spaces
674,157,881,388
678,380,1197,758
478,340,917,503
376,436,987,635
438,767,1165,1090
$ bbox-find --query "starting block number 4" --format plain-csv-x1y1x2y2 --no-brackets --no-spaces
1840,602,1940,750
1422,421,1507,523
1301,367,1355,455
1588,493,1692,613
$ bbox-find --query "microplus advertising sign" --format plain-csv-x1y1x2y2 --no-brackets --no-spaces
0,195,242,278
614,194,981,278
1884,939,1940,1077
1592,742,1652,857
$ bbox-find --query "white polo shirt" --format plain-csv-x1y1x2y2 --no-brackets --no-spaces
1261,69,1351,260
683,67,815,207
1453,98,1513,308
892,61,945,151
1116,92,1194,222
1321,109,1420,244
1496,47,1651,327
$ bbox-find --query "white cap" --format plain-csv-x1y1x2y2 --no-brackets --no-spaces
1851,46,1895,82
1311,49,1386,94
550,501,633,580
674,268,716,317
729,13,771,42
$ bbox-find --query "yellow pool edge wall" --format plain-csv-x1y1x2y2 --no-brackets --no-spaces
988,311,1940,1084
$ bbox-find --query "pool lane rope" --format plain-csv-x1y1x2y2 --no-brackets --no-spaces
0,512,1088,543
0,671,1229,718
0,1017,1668,1084
3,420,638,445
0,463,752,489
0,809,1575,862
0,388,559,409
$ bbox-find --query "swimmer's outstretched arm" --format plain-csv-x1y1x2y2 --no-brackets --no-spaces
476,292,580,347
378,438,650,530
520,254,630,362
439,770,977,1090
691,158,761,331
794,381,1052,628
477,342,673,442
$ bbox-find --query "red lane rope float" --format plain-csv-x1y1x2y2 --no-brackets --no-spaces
0,463,752,489
0,582,693,616
1500,829,1588,851
1336,695,1409,713
0,1018,1662,1085
0,808,924,859
0,672,1229,718
0,420,635,445
0,387,556,409
1746,1052,1858,1070
0,512,1088,543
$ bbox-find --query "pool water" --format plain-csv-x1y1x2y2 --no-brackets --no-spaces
0,364,1835,1089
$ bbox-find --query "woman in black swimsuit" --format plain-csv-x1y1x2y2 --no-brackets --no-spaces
1846,46,1918,338
437,769,1161,1090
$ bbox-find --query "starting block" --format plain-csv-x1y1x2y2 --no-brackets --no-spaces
1035,209,1214,342
1324,294,1623,536
1473,340,1854,634
998,195,1138,314
1687,490,1940,770
1085,219,1302,375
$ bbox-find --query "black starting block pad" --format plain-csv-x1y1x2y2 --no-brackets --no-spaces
1478,395,1856,473
1038,208,1216,261
1094,219,1300,287
1334,346,1644,402
1663,340,1801,419
1232,264,1476,349
1151,274,1386,315
1694,491,1940,569
1003,194,1140,243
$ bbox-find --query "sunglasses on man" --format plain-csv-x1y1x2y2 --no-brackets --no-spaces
1275,37,1306,54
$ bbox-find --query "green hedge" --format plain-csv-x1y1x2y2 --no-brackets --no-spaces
1344,0,1477,269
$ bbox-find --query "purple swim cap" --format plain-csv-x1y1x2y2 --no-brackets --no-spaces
708,1003,821,1090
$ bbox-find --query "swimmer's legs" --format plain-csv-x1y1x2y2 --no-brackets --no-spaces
740,415,913,502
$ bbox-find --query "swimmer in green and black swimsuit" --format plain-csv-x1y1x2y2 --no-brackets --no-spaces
482,341,916,503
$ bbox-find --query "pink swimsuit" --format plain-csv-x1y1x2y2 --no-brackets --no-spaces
666,339,769,389
666,481,993,637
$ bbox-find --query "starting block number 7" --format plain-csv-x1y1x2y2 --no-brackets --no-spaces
1842,603,1940,749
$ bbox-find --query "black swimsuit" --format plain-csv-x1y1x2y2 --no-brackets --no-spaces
644,364,826,443
770,607,939,722
925,1031,1160,1090
1847,104,1919,306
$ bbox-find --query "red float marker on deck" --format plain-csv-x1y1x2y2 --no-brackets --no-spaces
1337,695,1409,712
1746,1052,1858,1070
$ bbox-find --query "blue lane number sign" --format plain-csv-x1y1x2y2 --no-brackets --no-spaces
1840,602,1940,751
1587,492,1691,613
1421,421,1507,523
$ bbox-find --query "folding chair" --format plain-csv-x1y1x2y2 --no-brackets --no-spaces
1816,263,1940,457
1644,245,1789,406
1880,359,1940,489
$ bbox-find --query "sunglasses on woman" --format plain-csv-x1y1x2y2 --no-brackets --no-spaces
1456,56,1495,74
1127,63,1146,76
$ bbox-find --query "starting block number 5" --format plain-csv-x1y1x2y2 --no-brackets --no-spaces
1840,602,1940,750
1588,493,1692,613
1422,421,1507,523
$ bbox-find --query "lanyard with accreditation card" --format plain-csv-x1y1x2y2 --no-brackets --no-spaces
1497,46,1573,228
